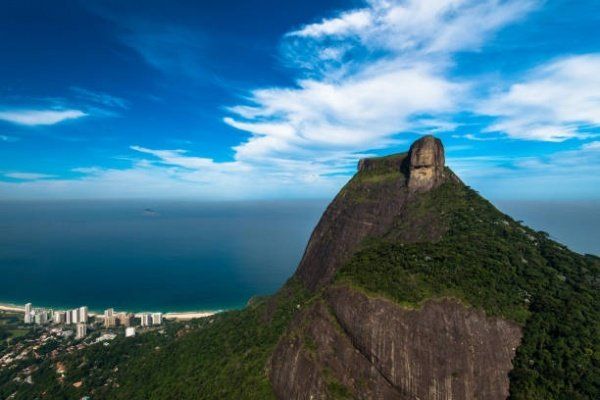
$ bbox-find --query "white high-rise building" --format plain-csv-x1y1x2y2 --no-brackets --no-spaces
53,311,65,324
151,312,163,325
140,313,152,327
24,303,33,324
71,309,79,324
34,311,48,325
79,306,88,323
125,327,136,337
76,322,87,339
66,310,72,324
104,308,116,328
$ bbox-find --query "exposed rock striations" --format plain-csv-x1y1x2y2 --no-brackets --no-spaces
407,135,445,192
275,135,523,400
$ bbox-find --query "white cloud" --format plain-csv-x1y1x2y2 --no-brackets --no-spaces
4,172,55,180
0,157,348,200
480,54,600,141
130,145,246,172
0,109,87,126
448,141,600,199
70,87,129,109
0,0,542,200
226,0,535,168
291,9,373,38
290,0,535,55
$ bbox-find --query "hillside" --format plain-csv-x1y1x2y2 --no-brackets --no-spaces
2,136,598,400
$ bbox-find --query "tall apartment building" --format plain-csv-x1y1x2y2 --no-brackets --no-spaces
53,311,66,324
104,308,116,328
140,313,152,327
24,303,32,324
66,310,72,325
76,322,87,339
34,311,49,325
151,312,163,325
117,312,133,327
79,306,88,323
71,309,79,324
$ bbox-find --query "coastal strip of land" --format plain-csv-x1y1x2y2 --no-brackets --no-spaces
0,303,24,313
0,303,220,320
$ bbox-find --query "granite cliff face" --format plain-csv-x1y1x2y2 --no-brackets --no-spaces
270,287,521,400
295,135,448,290
407,135,445,192
274,135,523,400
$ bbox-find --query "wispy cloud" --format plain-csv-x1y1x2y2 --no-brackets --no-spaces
480,54,600,141
449,141,600,199
0,109,87,126
70,87,129,109
0,135,19,142
4,172,55,180
226,0,537,169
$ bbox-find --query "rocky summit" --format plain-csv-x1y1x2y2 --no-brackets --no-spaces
4,135,599,400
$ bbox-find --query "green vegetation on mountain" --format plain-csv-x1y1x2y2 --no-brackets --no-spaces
337,178,600,400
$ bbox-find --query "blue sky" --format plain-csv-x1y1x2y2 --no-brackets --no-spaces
0,0,599,200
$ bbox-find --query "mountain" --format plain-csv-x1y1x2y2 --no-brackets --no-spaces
2,136,599,400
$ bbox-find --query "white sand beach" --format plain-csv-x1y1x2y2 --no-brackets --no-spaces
0,304,24,313
163,311,220,320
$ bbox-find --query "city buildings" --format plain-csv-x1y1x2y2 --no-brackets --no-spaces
117,312,133,327
24,303,32,324
53,311,66,324
34,312,48,325
152,312,163,326
76,323,87,339
24,303,93,327
104,308,116,328
140,313,152,327
22,303,164,338
79,306,88,323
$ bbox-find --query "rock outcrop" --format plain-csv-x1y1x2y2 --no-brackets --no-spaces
270,286,522,400
407,135,445,192
295,135,447,291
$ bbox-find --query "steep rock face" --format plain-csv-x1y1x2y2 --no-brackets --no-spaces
274,135,524,400
295,135,447,291
328,286,522,400
270,286,521,400
407,135,445,192
269,300,402,400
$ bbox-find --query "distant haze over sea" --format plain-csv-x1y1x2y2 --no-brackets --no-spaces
0,199,597,312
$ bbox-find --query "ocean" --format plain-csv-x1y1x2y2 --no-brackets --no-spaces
0,200,326,312
0,199,597,313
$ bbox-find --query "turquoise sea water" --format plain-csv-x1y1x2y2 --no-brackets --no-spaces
0,200,326,312
0,199,596,313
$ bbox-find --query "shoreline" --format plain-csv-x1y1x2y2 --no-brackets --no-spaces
0,302,222,321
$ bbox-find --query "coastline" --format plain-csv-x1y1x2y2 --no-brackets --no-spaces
0,302,221,321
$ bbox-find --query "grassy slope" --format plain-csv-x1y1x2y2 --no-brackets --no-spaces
337,177,600,400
